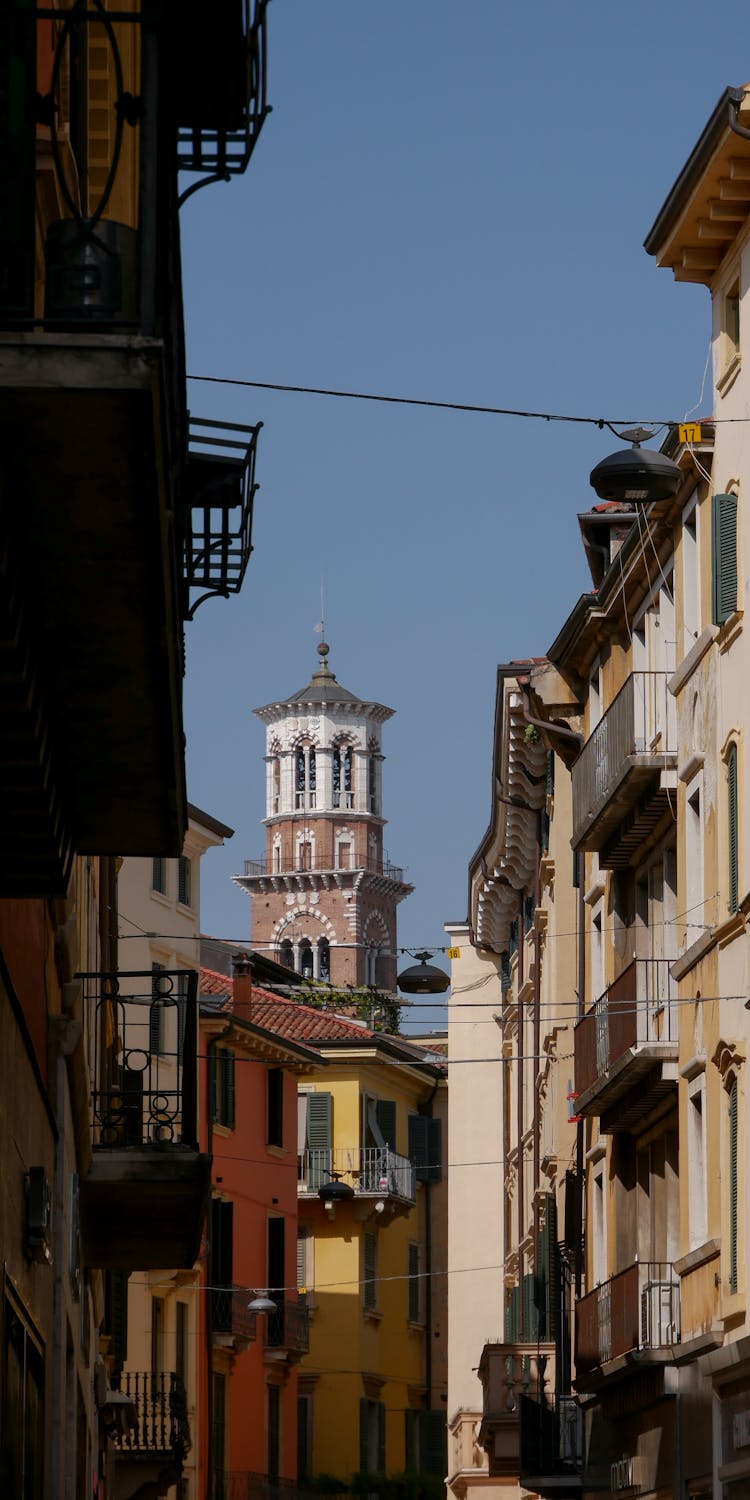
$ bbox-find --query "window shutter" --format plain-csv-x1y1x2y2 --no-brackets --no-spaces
297,1229,308,1290
364,1232,377,1309
728,743,739,914
419,1410,447,1476
377,1401,386,1474
712,492,738,626
522,1271,538,1340
408,1115,442,1183
150,963,165,1056
223,1050,236,1130
536,1193,559,1341
359,1398,369,1472
408,1244,420,1322
505,1284,519,1342
307,1092,332,1150
375,1099,397,1151
729,1076,739,1294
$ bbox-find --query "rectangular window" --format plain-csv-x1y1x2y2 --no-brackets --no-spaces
407,1114,442,1182
267,1067,284,1148
212,1374,227,1496
729,1076,739,1295
712,492,738,626
298,1394,313,1480
176,1302,187,1387
3,1287,45,1500
267,1384,281,1481
177,855,192,908
150,1296,164,1374
405,1409,420,1472
408,1243,422,1323
685,775,704,936
682,495,701,652
688,1077,707,1251
592,1163,606,1287
212,1048,236,1130
363,1232,378,1311
728,743,739,914
359,1397,386,1473
724,279,741,366
151,856,166,894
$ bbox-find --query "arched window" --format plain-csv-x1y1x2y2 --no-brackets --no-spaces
299,840,312,872
296,749,306,809
299,940,313,979
332,747,341,808
369,753,377,814
279,939,294,971
344,746,353,808
309,747,316,808
272,840,281,873
365,946,379,986
273,757,281,814
317,938,330,982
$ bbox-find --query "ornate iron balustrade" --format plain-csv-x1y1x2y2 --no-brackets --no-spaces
298,1146,416,1203
184,417,262,617
176,0,270,193
210,1286,258,1342
575,1262,680,1378
114,1371,190,1459
518,1393,583,1480
80,969,198,1150
571,670,677,853
574,958,676,1100
264,1296,310,1356
244,855,406,882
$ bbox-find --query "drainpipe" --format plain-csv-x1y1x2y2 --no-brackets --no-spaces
575,854,585,1302
532,810,542,1340
204,1019,232,1500
517,889,525,1334
419,1080,439,1407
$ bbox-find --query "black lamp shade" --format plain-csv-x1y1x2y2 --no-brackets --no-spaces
589,445,682,506
398,958,450,995
318,1179,355,1204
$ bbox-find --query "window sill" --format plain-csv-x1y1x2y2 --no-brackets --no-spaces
674,1238,721,1278
363,1307,382,1325
266,1143,286,1159
213,1123,234,1138
669,625,719,697
176,900,195,916
671,928,716,980
717,351,741,397
150,888,172,907
407,1319,426,1333
717,609,744,653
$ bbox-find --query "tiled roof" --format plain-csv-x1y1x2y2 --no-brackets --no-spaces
199,969,378,1043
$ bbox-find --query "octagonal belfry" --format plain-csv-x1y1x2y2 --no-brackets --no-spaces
234,644,412,991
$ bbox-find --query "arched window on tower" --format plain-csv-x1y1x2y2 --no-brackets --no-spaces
317,938,330,982
344,746,353,808
273,757,281,814
309,748,316,809
272,840,281,873
299,940,313,980
332,747,341,808
299,840,312,872
295,749,306,809
279,939,294,970
365,946,379,987
369,753,377,814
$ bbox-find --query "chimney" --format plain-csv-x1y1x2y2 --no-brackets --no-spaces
231,951,253,1014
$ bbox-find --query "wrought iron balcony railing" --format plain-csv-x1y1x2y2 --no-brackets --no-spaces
298,1146,416,1204
244,855,406,883
184,417,262,618
263,1296,310,1356
478,1343,555,1479
114,1371,190,1460
571,671,677,862
518,1394,583,1482
176,0,270,194
80,969,198,1151
573,959,677,1122
210,1287,257,1343
575,1262,680,1380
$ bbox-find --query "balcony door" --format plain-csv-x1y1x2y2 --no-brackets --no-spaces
636,1128,678,1268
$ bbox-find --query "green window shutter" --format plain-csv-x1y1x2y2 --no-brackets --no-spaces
505,1284,519,1342
408,1114,428,1173
729,1076,739,1294
712,492,738,626
522,1272,538,1340
377,1401,386,1474
375,1099,397,1150
728,743,739,914
307,1092,332,1150
419,1410,447,1476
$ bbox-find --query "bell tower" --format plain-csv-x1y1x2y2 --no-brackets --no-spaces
235,644,412,990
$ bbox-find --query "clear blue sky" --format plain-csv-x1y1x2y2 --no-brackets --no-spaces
181,1,739,1024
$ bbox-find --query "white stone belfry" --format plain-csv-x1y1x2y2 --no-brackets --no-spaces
233,644,413,991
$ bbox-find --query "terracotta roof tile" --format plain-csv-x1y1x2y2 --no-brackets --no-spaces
199,969,377,1043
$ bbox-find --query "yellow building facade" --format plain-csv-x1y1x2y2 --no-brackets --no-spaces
296,1035,447,1487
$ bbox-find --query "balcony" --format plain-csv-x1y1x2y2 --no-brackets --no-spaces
478,1342,555,1478
571,672,676,867
184,417,262,619
575,1262,680,1385
518,1395,583,1496
210,1287,257,1347
263,1296,310,1361
78,970,211,1269
298,1147,416,1210
573,959,678,1130
114,1374,190,1464
243,855,408,884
